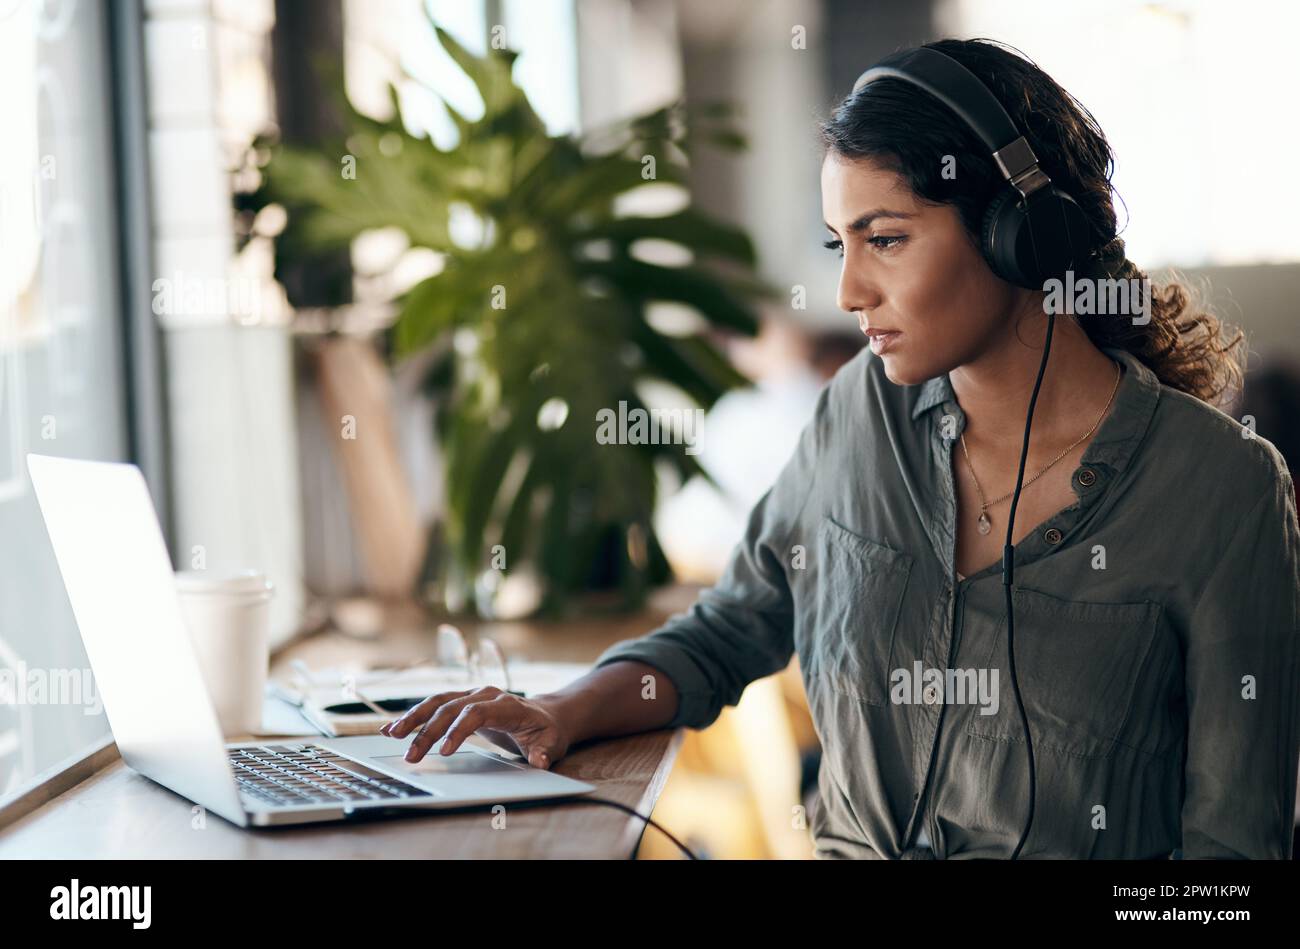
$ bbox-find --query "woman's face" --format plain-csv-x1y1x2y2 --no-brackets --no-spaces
820,153,1025,386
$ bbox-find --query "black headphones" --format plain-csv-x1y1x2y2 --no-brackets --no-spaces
851,45,1097,860
853,46,1094,290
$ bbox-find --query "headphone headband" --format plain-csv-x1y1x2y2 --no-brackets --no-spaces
853,47,1050,202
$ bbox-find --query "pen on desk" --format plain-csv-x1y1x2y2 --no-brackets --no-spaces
349,686,390,717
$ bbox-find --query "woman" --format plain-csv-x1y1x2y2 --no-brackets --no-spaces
382,39,1300,859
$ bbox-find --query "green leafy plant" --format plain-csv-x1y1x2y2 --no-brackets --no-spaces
241,17,772,617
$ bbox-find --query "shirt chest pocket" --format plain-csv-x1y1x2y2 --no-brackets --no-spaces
811,517,914,708
965,587,1163,760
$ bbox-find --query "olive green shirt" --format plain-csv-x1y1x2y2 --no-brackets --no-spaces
594,346,1300,859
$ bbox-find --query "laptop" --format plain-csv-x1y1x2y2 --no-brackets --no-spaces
26,453,596,828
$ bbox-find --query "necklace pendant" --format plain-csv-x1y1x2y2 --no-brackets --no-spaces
977,511,992,535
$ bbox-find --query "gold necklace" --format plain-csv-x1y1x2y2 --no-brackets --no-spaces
960,360,1122,536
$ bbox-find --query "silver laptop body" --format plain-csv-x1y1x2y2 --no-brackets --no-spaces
26,453,595,828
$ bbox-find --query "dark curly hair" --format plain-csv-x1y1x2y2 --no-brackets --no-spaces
819,38,1246,408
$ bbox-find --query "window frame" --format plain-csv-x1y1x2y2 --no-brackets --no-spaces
0,0,169,818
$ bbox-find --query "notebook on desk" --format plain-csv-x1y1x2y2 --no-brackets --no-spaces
27,453,596,829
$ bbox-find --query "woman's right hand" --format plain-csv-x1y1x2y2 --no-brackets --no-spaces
379,686,573,769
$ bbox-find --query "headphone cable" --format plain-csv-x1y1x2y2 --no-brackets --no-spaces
1008,150,1078,860
1003,309,1056,859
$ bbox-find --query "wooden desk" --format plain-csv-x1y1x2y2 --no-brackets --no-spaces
0,588,699,859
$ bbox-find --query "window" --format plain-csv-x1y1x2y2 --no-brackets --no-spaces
0,1,131,796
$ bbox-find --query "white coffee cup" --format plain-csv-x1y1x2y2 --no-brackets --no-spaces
175,569,274,738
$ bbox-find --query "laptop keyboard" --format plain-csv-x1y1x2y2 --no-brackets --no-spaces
229,744,432,809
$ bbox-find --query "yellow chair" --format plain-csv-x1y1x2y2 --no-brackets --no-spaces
636,658,819,859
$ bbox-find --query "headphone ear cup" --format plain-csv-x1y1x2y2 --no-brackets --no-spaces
982,187,1092,290
980,189,1023,285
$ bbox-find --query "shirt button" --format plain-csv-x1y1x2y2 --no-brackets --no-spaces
1044,527,1063,545
1077,468,1097,487
923,685,941,705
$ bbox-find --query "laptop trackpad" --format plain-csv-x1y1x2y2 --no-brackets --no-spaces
371,752,525,776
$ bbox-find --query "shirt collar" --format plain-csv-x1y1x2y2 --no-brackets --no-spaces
910,373,952,420
909,346,1160,472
